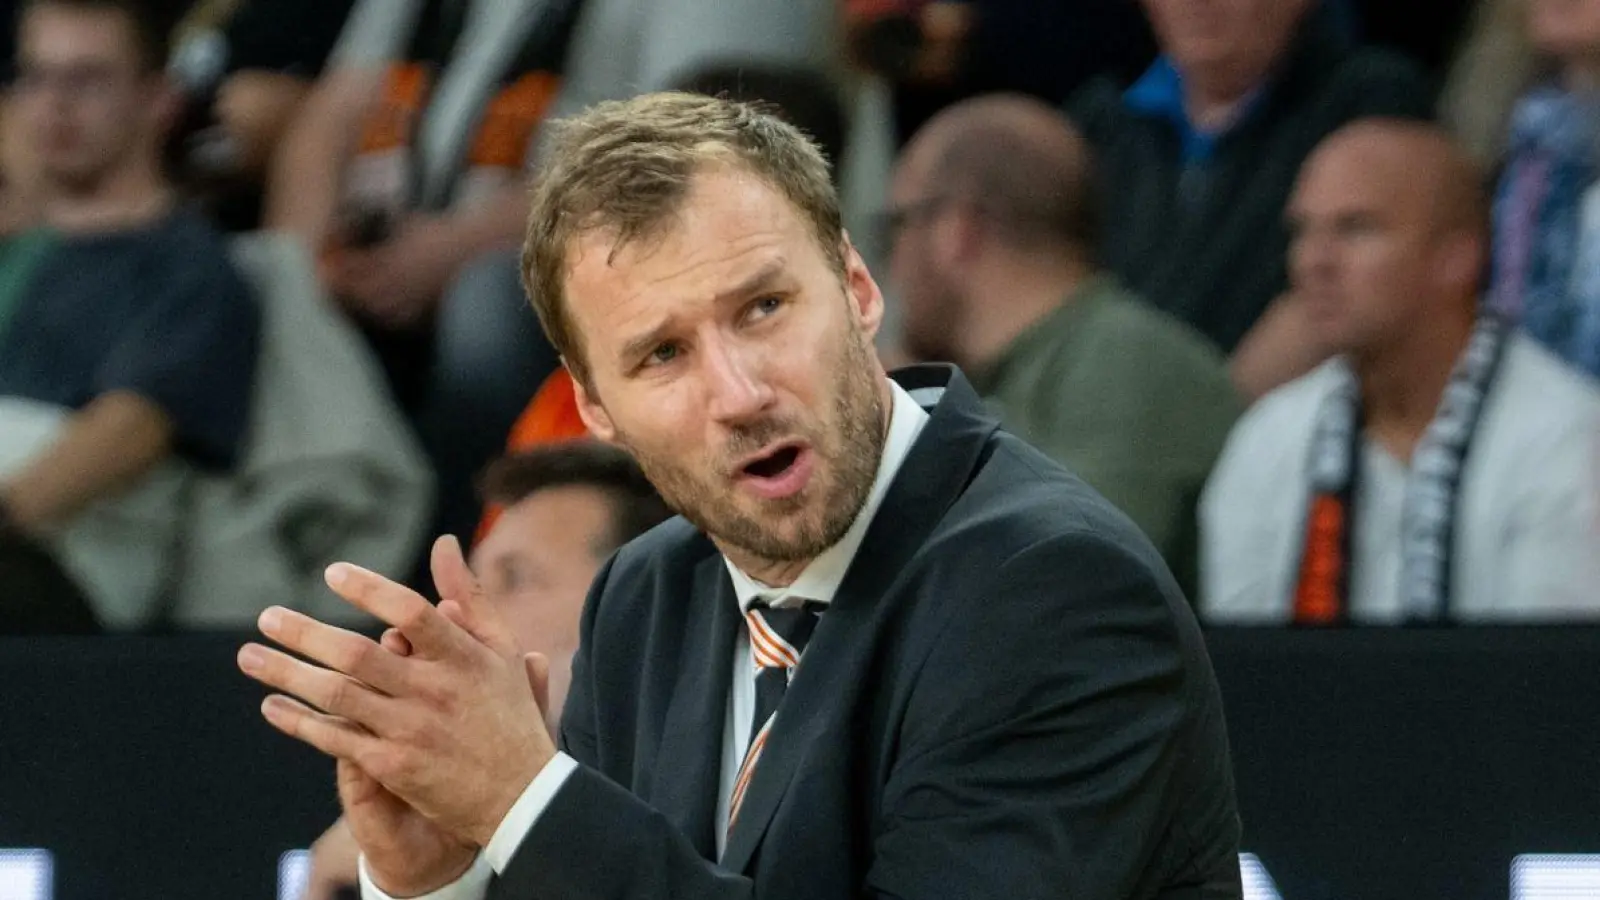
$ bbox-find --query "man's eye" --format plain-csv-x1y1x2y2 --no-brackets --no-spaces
648,343,680,365
750,295,784,319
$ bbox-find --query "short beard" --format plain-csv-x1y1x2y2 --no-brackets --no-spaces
624,330,887,565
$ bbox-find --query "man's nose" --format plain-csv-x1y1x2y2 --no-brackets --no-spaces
701,334,775,424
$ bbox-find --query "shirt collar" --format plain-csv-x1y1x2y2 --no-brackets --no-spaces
1123,55,1270,164
725,380,931,612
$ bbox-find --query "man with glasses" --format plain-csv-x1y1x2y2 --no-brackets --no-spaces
0,0,259,633
886,94,1242,594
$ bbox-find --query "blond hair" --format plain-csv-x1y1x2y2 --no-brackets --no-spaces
521,91,844,384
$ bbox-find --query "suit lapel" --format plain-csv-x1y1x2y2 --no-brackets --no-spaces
651,552,740,860
719,366,1002,873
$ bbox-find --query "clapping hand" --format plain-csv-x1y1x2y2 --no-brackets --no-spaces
239,537,557,895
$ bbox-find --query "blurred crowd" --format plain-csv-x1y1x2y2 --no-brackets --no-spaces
1,0,1598,639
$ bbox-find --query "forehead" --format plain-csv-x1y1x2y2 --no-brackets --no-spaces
563,167,820,343
1293,139,1424,217
474,485,613,562
21,5,138,61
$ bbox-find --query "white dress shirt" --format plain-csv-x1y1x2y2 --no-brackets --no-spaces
361,381,931,899
1200,333,1600,623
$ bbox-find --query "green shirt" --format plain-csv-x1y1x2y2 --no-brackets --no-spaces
970,276,1242,592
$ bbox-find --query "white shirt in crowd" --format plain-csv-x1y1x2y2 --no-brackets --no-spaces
361,381,931,899
1200,332,1600,624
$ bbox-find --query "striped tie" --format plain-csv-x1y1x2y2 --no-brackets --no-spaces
728,601,822,831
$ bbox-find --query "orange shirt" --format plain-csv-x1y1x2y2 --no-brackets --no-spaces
507,368,587,451
474,368,589,543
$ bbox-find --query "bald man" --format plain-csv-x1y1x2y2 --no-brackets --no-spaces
886,93,1242,592
1201,119,1600,625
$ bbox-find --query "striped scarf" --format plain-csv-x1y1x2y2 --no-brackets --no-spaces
1292,316,1511,624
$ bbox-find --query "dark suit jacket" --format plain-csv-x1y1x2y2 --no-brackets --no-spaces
491,365,1242,900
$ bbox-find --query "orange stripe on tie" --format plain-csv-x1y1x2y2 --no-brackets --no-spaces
746,611,799,668
728,717,774,826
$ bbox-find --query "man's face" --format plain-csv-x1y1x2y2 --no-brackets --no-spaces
886,150,964,364
565,167,888,567
470,485,614,727
1527,0,1600,61
13,5,162,190
1139,0,1310,81
1287,136,1444,356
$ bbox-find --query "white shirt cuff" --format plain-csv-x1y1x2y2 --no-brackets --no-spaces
358,852,492,900
484,751,580,872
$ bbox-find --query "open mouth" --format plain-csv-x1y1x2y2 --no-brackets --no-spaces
734,443,813,500
742,445,802,479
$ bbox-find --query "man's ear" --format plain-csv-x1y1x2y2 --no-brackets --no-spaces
841,232,885,342
569,361,617,442
1438,231,1488,297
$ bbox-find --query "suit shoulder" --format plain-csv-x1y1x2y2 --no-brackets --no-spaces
900,435,1204,683
931,431,1172,579
593,517,710,604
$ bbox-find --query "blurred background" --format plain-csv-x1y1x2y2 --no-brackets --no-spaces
0,1,1597,898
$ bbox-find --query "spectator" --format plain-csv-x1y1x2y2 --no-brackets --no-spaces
295,440,672,900
1201,120,1600,625
266,0,579,547
1067,0,1434,365
1485,0,1600,380
0,0,260,632
887,93,1241,593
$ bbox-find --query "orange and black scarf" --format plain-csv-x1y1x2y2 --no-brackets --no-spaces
1292,316,1512,625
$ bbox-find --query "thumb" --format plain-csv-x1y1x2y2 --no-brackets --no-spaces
523,652,551,715
430,534,517,657
334,757,385,809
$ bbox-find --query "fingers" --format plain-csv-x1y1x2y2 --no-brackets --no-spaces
323,561,474,661
381,628,414,657
259,694,378,764
431,536,518,657
523,652,550,717
240,643,393,731
257,606,409,697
